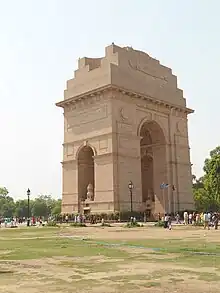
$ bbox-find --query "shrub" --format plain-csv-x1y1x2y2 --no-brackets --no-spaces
154,221,165,227
70,222,87,227
120,211,144,222
124,221,143,228
100,222,112,227
47,221,58,227
193,222,204,226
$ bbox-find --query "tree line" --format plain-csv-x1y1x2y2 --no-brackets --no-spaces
0,187,61,218
193,146,220,212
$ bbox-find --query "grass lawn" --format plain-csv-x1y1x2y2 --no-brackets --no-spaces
0,225,220,292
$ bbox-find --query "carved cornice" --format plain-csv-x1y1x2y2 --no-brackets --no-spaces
56,84,194,115
61,159,77,165
63,132,112,145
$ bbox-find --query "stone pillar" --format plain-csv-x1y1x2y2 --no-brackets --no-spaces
174,134,194,211
93,153,114,212
116,135,142,212
62,160,78,214
167,108,176,214
153,144,168,214
166,144,172,214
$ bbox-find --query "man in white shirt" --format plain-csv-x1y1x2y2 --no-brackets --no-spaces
183,211,188,225
203,212,210,230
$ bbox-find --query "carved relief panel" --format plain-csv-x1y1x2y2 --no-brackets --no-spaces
175,118,188,137
66,104,108,132
64,144,74,159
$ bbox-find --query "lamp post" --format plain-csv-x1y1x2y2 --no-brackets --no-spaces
128,181,134,213
27,188,30,227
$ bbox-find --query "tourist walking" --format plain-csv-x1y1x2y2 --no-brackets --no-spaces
183,211,188,225
176,213,181,224
189,213,193,224
213,213,219,230
168,214,172,230
164,214,168,229
203,212,210,230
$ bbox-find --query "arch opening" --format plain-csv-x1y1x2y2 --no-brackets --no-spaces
77,146,95,204
140,121,167,215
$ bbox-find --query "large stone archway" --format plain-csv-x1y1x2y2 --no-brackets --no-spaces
57,43,194,215
140,121,168,215
77,146,95,205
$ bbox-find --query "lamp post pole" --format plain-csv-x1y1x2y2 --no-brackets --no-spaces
160,183,169,215
27,188,30,227
128,181,134,213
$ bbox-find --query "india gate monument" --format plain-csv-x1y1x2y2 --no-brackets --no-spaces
56,43,194,216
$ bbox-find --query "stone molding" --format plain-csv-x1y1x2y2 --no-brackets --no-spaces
56,84,194,116
61,159,77,165
63,132,112,146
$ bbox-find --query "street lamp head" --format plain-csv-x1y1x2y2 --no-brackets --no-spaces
27,188,30,196
128,181,134,190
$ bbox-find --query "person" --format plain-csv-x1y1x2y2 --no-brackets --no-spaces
208,212,211,223
164,214,168,229
189,213,193,224
213,213,219,230
192,212,196,225
168,214,172,230
4,218,7,228
176,213,181,224
183,211,188,225
195,213,200,225
203,212,210,230
158,213,161,221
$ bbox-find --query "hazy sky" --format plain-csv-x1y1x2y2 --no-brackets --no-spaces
0,0,219,199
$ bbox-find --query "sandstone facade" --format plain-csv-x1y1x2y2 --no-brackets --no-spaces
56,44,194,216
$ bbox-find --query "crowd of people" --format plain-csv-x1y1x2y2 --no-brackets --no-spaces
161,211,219,230
1,211,219,230
0,216,46,227
181,211,219,230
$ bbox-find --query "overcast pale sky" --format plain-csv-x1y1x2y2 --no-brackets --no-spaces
0,0,219,199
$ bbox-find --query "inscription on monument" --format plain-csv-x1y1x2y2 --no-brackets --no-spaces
128,59,168,84
176,119,187,136
117,122,133,134
99,139,108,150
64,144,74,157
67,105,108,131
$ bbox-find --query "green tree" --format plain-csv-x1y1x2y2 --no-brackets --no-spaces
39,194,56,213
193,146,220,211
203,146,220,202
31,197,48,217
0,188,61,218
31,195,57,217
15,199,34,218
192,176,207,210
0,187,15,217
51,199,62,215
0,187,9,197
